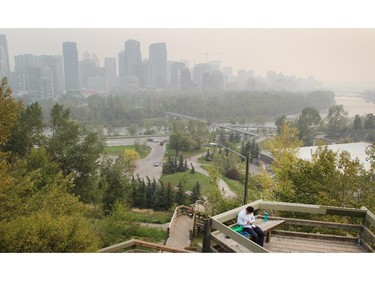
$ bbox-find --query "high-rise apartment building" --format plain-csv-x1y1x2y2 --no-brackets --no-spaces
63,41,80,90
149,42,167,88
0,34,11,83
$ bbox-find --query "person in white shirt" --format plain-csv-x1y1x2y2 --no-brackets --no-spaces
237,206,265,246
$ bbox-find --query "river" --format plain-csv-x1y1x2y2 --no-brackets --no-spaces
334,92,374,117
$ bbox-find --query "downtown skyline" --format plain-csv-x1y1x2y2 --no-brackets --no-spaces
1,28,375,91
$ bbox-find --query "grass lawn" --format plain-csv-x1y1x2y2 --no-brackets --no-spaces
104,145,151,159
133,227,168,245
223,176,245,198
164,145,207,160
128,208,173,224
160,170,211,191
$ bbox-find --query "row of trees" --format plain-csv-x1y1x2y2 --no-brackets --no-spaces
168,120,210,155
0,78,103,252
1,77,177,252
1,77,220,251
162,155,189,175
30,89,335,128
275,104,375,146
263,123,375,214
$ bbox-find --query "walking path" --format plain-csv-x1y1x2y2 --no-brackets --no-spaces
189,153,236,198
133,138,236,199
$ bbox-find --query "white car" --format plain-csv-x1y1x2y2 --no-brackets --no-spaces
154,161,160,167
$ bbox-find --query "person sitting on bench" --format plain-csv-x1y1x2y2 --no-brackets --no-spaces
237,206,265,247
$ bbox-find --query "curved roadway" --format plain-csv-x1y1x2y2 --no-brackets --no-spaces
106,136,235,198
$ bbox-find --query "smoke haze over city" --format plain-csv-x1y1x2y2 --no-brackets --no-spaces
1,1,375,281
2,1,375,92
1,28,375,92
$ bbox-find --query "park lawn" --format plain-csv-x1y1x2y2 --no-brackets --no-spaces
133,227,168,245
164,144,206,160
160,171,211,191
104,145,151,158
128,208,173,224
223,176,245,198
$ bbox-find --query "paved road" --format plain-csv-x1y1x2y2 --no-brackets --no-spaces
106,136,236,198
106,136,167,146
106,136,168,180
135,140,166,180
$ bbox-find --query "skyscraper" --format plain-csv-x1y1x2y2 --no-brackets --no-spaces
104,57,117,93
170,62,185,89
63,41,80,90
124,39,141,80
0,34,11,83
149,42,167,88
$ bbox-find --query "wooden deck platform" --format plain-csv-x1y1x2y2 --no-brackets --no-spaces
264,234,368,253
165,213,194,250
211,219,286,253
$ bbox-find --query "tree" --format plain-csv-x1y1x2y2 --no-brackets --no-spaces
0,163,101,252
203,164,239,215
190,182,202,203
275,115,287,135
175,180,187,205
100,156,130,215
251,138,260,160
364,113,375,130
326,104,348,138
165,182,175,209
0,77,23,147
4,102,44,160
127,124,137,136
123,149,140,175
296,106,321,146
97,202,139,248
46,104,103,203
266,122,303,201
187,120,210,150
353,114,362,130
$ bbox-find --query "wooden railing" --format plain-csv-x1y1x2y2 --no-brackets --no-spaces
167,205,194,236
201,200,375,253
98,239,194,253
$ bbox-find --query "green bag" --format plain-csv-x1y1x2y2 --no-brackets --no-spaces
231,225,243,232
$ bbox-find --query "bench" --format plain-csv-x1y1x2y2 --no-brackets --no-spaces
241,218,285,242
210,218,285,252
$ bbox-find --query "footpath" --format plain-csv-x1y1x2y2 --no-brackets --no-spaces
188,153,236,198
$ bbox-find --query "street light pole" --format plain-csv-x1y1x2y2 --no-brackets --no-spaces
244,155,249,205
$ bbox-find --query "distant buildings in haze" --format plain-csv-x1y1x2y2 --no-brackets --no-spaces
0,33,323,99
0,34,11,85
63,41,80,90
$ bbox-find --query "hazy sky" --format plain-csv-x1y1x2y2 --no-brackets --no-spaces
1,28,375,91
1,2,374,279
1,1,375,91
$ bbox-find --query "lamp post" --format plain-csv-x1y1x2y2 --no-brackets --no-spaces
210,142,250,205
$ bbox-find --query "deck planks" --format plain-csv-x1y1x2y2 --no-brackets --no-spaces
264,235,368,253
165,214,194,250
